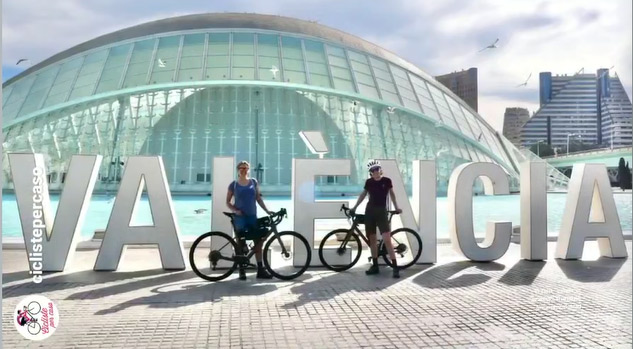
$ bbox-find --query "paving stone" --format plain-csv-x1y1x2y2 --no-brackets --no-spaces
2,241,631,348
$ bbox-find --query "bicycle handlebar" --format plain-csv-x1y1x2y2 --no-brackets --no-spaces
340,204,401,220
224,208,287,226
268,208,287,226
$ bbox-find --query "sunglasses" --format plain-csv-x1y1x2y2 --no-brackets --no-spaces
238,167,249,170
369,167,381,173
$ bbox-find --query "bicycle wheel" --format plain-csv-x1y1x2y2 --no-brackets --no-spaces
27,301,41,315
318,229,362,272
28,321,41,335
379,228,422,269
189,231,239,282
263,231,311,280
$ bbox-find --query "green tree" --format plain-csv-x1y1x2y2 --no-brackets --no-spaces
529,142,554,157
567,139,586,153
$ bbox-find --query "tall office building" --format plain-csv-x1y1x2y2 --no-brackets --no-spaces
435,68,478,111
521,69,632,148
502,107,530,147
599,70,633,148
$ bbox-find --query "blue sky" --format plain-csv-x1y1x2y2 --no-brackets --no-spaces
3,0,631,130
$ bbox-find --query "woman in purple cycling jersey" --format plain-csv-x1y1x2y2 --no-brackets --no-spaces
350,160,403,278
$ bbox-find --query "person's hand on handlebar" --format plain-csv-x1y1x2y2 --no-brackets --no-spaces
349,207,356,215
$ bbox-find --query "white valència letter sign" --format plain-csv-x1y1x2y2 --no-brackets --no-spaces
94,156,185,271
292,158,352,266
209,156,236,269
8,151,628,272
555,163,627,259
448,162,512,262
10,153,102,272
520,161,548,261
380,160,437,264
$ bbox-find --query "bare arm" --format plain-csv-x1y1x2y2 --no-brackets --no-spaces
351,190,368,211
389,188,401,212
256,185,272,215
226,190,240,214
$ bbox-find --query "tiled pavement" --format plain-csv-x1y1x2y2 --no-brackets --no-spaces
2,241,631,348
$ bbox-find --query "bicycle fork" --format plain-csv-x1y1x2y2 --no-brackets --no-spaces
270,227,291,258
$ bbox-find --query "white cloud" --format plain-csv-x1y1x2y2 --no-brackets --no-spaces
2,1,196,64
479,94,539,131
391,0,632,129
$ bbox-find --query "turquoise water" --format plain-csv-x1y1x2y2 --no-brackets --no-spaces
2,193,631,241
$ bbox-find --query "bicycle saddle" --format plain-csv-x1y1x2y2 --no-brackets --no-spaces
223,212,234,218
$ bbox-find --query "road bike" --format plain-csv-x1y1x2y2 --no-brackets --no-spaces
189,208,311,281
318,204,422,272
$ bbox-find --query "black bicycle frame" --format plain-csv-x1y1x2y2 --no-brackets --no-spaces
221,211,290,268
339,205,398,249
345,221,370,247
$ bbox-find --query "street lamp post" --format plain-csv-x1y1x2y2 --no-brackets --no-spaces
535,140,546,157
611,122,615,150
566,133,581,156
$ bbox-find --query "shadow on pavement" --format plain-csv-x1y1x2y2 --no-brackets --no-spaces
94,273,314,315
498,260,546,286
2,271,33,284
556,257,627,282
2,269,172,298
281,264,431,310
413,261,505,289
66,270,197,300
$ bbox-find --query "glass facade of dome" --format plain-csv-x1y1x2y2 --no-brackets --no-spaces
2,14,569,194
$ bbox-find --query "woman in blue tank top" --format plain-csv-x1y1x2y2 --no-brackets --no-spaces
226,160,273,280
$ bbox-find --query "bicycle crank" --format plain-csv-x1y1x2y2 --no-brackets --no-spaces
208,250,222,264
395,244,408,254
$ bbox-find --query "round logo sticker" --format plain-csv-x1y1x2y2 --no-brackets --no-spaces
14,295,59,341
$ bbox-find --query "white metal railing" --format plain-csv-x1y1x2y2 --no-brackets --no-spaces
519,148,570,190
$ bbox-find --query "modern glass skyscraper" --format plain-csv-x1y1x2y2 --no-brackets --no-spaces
521,70,632,150
2,13,569,194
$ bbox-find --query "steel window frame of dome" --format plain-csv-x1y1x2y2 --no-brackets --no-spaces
2,27,521,180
